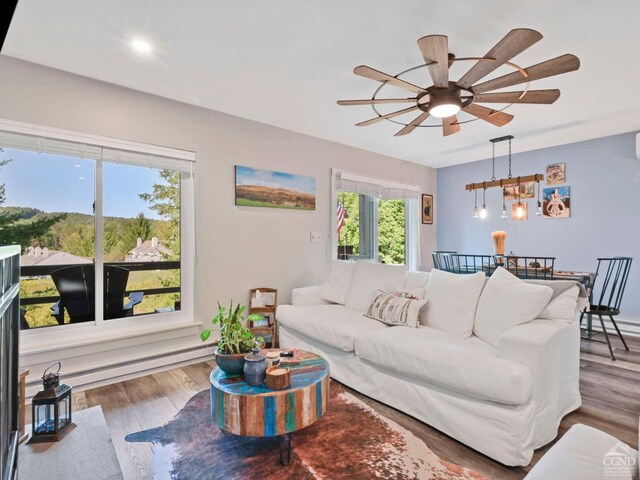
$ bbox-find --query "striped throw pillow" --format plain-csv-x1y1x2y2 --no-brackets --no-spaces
365,290,427,328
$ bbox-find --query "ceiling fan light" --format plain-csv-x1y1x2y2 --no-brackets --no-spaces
429,103,461,118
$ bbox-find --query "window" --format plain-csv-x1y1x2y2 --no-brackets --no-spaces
0,124,194,333
334,170,419,270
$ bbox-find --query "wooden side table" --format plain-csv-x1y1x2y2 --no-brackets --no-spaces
210,350,330,465
248,288,278,348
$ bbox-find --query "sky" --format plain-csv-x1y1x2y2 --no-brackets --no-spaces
235,165,315,194
0,148,164,219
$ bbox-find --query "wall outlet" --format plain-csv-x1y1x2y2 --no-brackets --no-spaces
310,232,322,243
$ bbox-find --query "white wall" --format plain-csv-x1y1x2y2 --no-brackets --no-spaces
0,56,437,390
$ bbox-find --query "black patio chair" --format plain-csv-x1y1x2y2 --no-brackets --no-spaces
580,257,633,360
50,264,144,324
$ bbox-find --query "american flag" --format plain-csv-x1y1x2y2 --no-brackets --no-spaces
336,202,347,234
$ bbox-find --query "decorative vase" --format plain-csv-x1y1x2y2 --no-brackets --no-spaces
243,348,267,386
491,230,507,260
215,348,246,376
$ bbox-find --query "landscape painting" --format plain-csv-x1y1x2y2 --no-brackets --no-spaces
543,186,571,218
235,166,316,210
503,182,535,200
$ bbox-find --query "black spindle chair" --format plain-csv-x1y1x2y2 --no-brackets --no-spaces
580,257,633,360
450,254,496,276
432,251,457,271
495,255,556,279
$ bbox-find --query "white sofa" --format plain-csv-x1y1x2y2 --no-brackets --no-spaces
277,262,583,466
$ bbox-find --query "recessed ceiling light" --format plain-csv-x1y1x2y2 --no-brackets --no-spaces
74,164,82,168
78,176,86,180
130,38,152,55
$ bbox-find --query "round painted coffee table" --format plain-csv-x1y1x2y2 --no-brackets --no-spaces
210,350,330,465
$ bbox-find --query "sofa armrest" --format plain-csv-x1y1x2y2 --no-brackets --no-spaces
291,285,332,306
498,319,581,417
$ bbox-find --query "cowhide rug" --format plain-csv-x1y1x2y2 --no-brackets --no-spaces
126,382,486,480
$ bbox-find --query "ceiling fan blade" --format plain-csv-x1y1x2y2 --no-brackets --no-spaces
443,116,461,136
473,89,560,104
354,65,426,94
457,29,543,89
356,105,420,127
394,112,430,136
417,35,449,87
463,103,514,127
472,54,580,94
337,98,417,106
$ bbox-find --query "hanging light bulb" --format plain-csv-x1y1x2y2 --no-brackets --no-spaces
479,184,488,219
516,202,525,219
472,189,479,219
536,180,543,216
501,187,508,219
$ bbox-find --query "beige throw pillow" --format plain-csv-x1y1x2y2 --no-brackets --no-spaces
365,290,427,328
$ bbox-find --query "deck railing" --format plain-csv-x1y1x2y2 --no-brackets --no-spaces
20,261,180,306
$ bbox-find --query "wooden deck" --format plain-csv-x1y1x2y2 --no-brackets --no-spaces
43,334,639,480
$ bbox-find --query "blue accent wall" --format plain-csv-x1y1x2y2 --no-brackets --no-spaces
437,132,640,322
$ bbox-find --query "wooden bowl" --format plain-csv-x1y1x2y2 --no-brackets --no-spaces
265,366,291,390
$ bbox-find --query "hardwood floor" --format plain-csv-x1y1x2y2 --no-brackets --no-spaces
64,335,639,480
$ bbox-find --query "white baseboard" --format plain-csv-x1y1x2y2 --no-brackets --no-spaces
25,344,214,399
584,316,640,337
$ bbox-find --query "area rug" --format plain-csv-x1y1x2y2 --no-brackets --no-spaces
126,382,486,480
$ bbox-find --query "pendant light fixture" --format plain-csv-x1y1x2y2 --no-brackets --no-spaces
479,183,488,219
466,136,543,221
536,180,543,216
472,189,479,219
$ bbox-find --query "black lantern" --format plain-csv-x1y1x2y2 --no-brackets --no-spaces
28,362,76,443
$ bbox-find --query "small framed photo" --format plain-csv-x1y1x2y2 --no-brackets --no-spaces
546,163,566,185
422,194,433,224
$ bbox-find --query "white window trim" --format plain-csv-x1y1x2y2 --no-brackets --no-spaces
0,118,197,353
331,168,420,271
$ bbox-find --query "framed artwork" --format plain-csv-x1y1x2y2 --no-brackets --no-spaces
422,194,433,224
546,163,566,185
235,165,316,210
511,202,528,220
503,182,535,200
543,186,571,218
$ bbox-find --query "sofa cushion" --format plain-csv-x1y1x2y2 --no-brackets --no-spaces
344,262,407,312
524,424,638,480
321,260,355,305
423,269,486,337
277,304,388,352
365,290,426,327
474,267,553,348
355,326,532,405
537,285,580,323
403,271,430,289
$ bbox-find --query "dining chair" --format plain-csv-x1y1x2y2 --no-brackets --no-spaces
495,255,556,279
450,254,496,276
432,251,457,271
580,257,633,360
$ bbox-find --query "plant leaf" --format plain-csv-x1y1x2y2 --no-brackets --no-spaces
200,329,211,342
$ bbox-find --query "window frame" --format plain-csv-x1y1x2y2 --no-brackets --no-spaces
331,168,420,270
0,118,196,352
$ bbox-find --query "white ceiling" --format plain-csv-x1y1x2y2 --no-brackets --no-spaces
4,0,640,167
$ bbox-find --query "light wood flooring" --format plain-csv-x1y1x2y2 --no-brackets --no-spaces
47,334,640,480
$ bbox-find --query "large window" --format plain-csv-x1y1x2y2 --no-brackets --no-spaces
0,125,194,332
334,171,419,270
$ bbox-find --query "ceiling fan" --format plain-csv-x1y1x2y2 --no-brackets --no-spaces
337,29,580,137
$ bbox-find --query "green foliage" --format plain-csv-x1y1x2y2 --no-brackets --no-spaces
139,170,180,258
200,301,264,354
123,212,152,253
337,192,405,264
378,199,405,265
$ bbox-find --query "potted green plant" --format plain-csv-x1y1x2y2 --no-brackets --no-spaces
200,301,264,375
